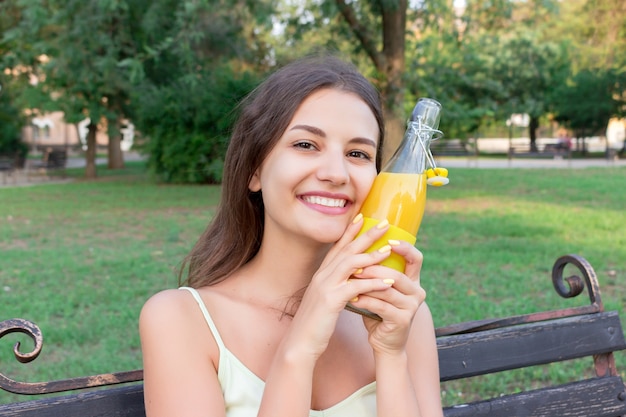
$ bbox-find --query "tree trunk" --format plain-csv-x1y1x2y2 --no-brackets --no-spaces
107,116,125,169
85,122,98,179
335,0,408,164
380,0,408,163
529,115,539,152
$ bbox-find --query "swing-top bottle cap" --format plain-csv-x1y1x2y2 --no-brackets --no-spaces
410,98,441,130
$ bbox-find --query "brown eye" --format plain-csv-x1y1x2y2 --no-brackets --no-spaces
294,141,317,150
347,150,372,160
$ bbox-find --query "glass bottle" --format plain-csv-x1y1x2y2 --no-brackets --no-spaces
357,98,446,272
346,98,447,320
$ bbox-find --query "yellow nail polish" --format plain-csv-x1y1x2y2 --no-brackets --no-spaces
352,213,363,224
388,239,400,246
350,296,359,302
354,268,363,275
383,279,395,285
378,244,392,253
376,219,389,229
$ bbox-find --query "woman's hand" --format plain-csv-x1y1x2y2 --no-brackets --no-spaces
287,214,396,359
348,240,426,355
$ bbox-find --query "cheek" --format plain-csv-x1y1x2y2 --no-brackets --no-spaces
357,170,378,202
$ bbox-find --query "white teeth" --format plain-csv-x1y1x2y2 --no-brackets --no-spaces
303,196,347,207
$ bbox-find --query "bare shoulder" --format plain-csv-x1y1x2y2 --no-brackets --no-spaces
140,289,192,323
139,288,207,341
140,288,226,415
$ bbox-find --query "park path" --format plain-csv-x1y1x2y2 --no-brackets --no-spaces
1,152,624,188
437,156,626,169
0,151,145,188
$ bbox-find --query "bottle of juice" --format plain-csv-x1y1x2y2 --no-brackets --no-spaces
347,98,446,320
357,98,445,272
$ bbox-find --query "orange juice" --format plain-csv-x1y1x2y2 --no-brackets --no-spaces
357,172,427,271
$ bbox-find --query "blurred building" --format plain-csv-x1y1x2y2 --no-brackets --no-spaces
606,118,626,150
21,111,135,153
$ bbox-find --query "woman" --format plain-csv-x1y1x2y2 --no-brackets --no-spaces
139,54,443,417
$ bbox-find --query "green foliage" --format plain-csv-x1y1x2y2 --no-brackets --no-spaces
133,64,260,184
0,78,27,157
124,0,275,183
551,68,626,137
407,32,503,139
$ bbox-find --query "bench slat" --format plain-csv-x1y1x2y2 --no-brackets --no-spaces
0,384,145,417
443,376,626,417
439,311,626,381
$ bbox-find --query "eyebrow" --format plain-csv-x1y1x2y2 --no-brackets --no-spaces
289,124,377,148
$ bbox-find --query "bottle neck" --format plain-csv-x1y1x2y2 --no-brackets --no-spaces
383,121,437,174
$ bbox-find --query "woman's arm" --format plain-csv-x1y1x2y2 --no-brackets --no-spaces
349,240,443,417
139,290,226,417
257,216,398,417
375,303,443,417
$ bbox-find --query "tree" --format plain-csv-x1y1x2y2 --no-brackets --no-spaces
0,77,27,158
3,0,138,177
334,0,408,159
551,69,626,153
125,0,275,183
272,0,410,160
488,30,570,151
0,1,28,159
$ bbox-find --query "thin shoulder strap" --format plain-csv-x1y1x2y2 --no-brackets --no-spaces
179,286,226,350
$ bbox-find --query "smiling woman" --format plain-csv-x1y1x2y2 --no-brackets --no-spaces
248,88,378,241
139,54,444,417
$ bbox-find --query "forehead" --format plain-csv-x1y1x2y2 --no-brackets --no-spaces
287,88,380,142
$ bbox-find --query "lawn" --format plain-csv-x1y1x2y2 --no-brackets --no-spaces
0,161,625,406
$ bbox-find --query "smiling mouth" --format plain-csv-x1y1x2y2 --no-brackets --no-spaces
301,195,348,208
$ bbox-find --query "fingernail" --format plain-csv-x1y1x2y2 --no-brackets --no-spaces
383,279,395,285
350,296,359,302
352,213,363,224
388,239,400,246
354,268,363,275
378,244,392,253
376,219,389,229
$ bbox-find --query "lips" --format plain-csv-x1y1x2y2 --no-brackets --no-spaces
301,195,348,208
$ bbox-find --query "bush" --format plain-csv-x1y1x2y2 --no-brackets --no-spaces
132,63,260,184
0,81,28,159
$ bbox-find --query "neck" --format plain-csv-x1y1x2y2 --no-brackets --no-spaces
251,236,330,293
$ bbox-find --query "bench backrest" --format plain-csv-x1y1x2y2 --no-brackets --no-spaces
2,311,624,417
45,149,67,168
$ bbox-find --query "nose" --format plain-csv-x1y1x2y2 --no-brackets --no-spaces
317,148,349,185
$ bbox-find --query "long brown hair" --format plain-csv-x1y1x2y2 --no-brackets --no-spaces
180,54,385,288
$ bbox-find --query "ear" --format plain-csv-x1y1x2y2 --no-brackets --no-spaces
249,170,261,192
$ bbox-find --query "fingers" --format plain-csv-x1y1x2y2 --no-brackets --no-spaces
386,240,423,281
349,241,426,320
319,215,391,274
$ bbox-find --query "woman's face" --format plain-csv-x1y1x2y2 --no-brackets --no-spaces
249,88,380,246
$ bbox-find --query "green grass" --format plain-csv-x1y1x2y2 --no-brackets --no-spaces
1,161,625,406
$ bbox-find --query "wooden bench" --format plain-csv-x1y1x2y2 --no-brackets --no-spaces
27,148,68,179
1,254,625,416
508,144,572,160
0,152,25,185
431,139,478,157
0,155,17,185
